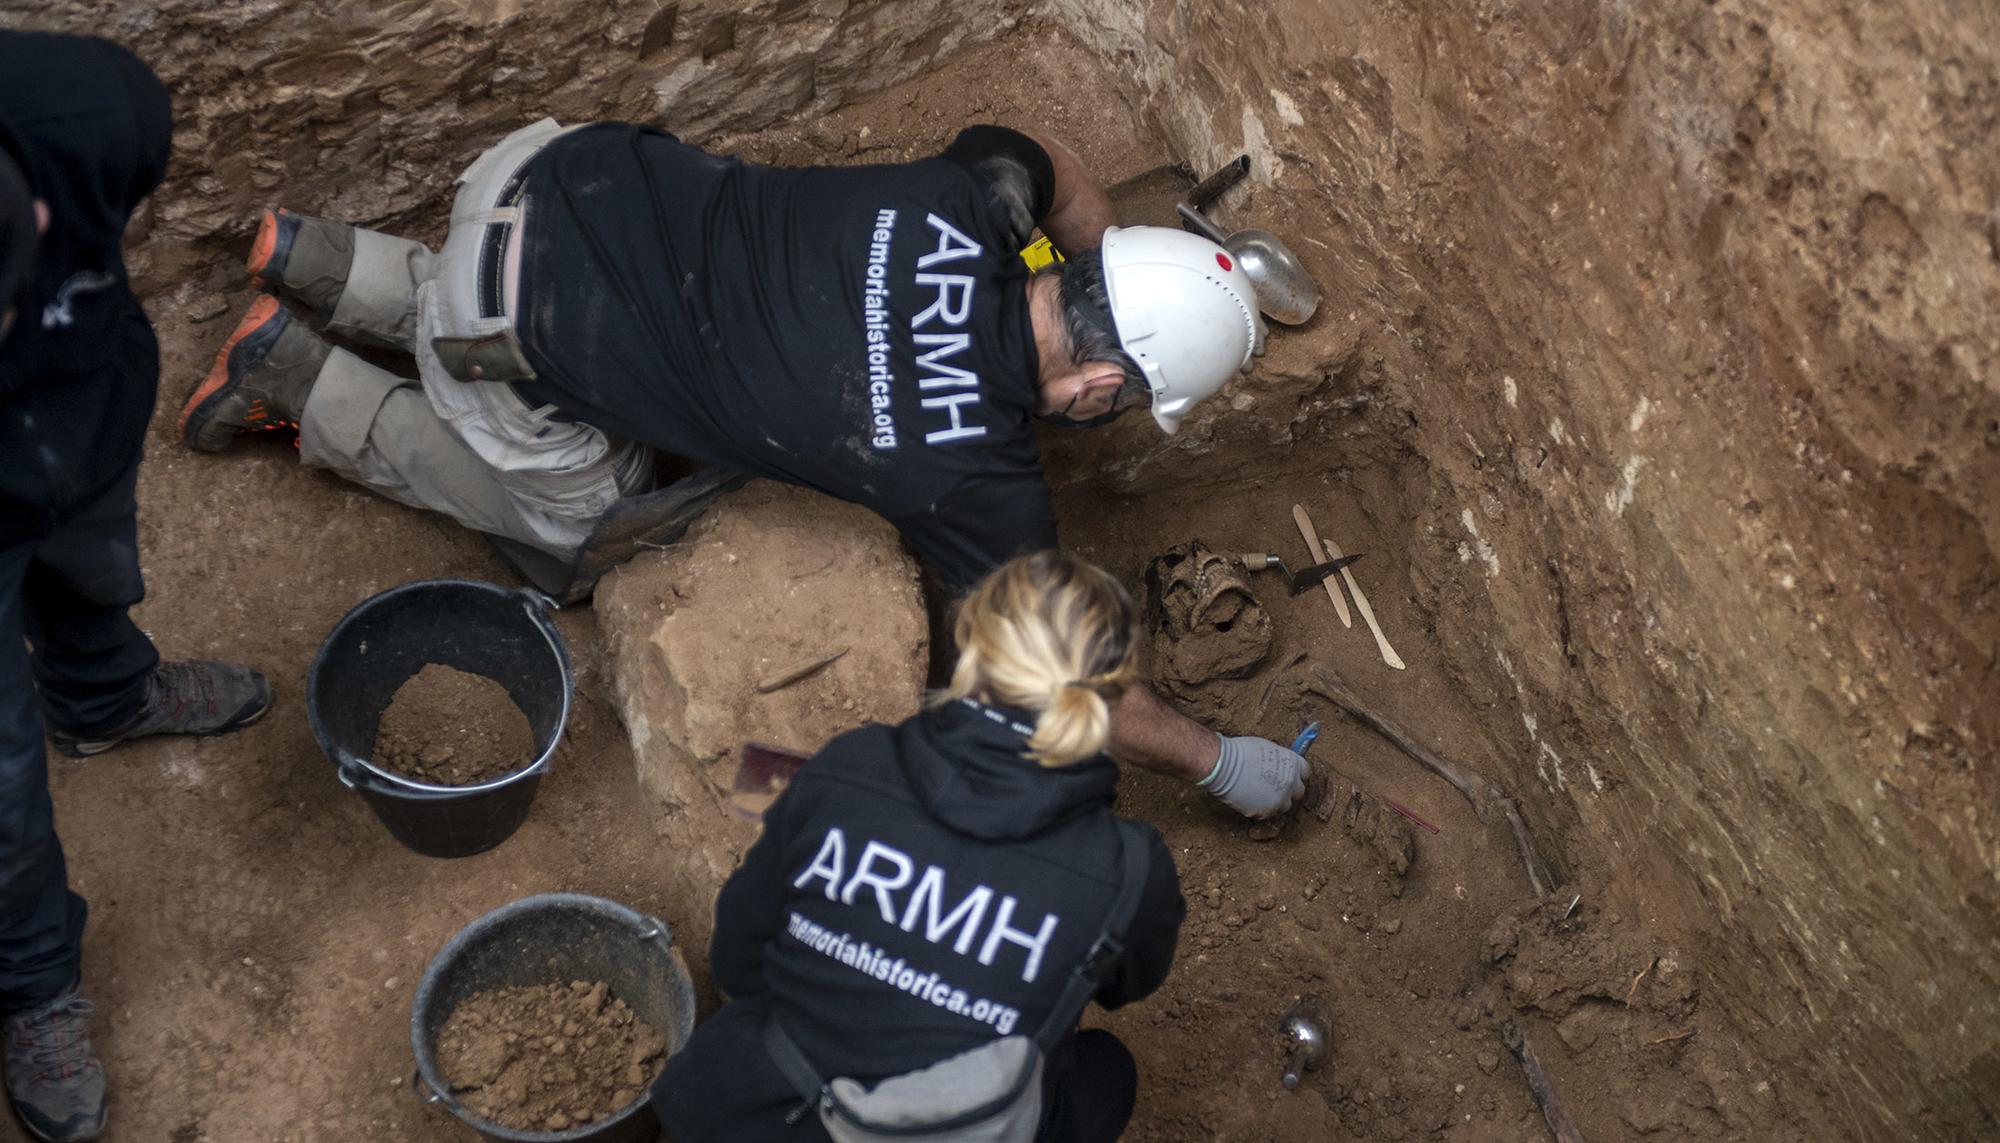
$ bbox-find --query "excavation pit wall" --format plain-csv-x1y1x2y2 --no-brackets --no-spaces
15,0,1996,1138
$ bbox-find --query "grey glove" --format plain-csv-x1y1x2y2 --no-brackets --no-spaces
1201,734,1310,819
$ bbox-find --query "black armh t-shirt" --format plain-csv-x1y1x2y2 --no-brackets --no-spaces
514,124,1060,591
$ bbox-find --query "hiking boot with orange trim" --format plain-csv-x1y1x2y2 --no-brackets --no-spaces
246,208,353,319
178,295,329,452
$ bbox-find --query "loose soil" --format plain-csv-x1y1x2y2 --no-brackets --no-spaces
373,664,537,787
437,980,666,1133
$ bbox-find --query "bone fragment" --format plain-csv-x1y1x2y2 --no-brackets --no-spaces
1305,667,1549,897
755,647,849,694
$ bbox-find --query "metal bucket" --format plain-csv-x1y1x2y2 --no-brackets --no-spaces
306,579,572,858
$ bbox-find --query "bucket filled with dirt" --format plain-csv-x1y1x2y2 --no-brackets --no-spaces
306,579,572,858
411,894,697,1143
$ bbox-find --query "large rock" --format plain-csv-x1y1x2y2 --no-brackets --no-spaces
593,481,927,953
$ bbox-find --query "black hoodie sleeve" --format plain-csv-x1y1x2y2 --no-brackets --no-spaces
707,785,802,1001
892,471,1058,595
106,37,174,210
1093,827,1185,1010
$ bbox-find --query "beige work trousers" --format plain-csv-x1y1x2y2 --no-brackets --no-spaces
296,119,651,556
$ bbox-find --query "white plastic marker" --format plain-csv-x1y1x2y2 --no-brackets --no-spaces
1292,504,1353,628
1309,508,1406,671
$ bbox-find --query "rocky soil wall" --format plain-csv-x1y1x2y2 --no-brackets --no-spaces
2,0,1030,280
1047,0,1999,1136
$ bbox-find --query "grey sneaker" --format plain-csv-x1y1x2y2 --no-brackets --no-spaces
3,981,106,1142
176,294,329,452
47,660,273,758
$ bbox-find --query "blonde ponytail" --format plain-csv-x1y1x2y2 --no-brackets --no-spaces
938,552,1142,767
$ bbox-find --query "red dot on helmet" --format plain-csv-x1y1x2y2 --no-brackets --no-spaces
1216,253,1234,271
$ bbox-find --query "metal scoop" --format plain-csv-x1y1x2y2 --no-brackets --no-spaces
1279,994,1332,1090
1177,202,1322,326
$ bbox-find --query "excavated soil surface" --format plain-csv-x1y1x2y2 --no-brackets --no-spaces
373,664,537,787
436,980,666,1132
14,19,1847,1143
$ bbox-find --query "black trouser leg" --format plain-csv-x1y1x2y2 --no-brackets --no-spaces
0,542,89,1011
1041,1029,1138,1143
23,463,159,736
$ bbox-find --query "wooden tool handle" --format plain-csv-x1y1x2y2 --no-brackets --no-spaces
1339,565,1406,670
1291,504,1353,628
1306,509,1406,671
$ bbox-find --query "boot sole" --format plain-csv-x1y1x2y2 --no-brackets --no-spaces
245,208,290,288
177,295,285,451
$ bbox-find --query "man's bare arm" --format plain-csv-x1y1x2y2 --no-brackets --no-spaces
1109,684,1219,782
1111,684,1311,819
1024,130,1119,255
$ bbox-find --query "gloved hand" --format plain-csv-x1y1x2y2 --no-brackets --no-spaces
1201,734,1310,819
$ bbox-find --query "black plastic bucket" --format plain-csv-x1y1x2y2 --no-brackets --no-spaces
306,579,572,859
410,894,698,1143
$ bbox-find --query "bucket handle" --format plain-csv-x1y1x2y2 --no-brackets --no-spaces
333,746,378,793
412,1067,445,1106
636,914,671,943
516,586,574,694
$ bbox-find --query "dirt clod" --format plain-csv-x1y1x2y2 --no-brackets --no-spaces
372,664,536,786
436,980,668,1131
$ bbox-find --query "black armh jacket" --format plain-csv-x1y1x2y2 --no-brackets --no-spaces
0,32,172,543
653,698,1186,1142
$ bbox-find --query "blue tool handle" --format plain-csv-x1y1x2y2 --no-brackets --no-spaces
1291,721,1321,755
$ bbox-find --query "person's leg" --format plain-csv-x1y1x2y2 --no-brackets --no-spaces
248,209,435,351
0,545,87,1013
180,292,614,556
0,542,103,1142
25,463,270,758
1039,1029,1138,1143
298,344,593,552
25,379,269,758
20,465,156,738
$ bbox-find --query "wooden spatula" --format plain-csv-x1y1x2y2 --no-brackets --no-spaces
1309,512,1407,671
1292,504,1353,628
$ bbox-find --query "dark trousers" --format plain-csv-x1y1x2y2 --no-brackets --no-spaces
0,460,158,1011
1043,1029,1137,1143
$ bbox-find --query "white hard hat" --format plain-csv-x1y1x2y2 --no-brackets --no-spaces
1100,225,1264,433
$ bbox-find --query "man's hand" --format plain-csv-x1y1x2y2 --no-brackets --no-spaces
1201,735,1310,819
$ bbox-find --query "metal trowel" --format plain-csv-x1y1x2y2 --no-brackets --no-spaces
1178,203,1322,326
1239,552,1362,595
1172,154,1321,326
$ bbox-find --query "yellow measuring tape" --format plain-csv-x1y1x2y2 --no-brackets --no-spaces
1019,236,1063,271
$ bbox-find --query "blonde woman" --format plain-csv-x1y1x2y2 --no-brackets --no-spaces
656,551,1185,1142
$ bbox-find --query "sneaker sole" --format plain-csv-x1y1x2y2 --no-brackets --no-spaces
50,686,274,758
14,1111,107,1143
177,295,284,450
